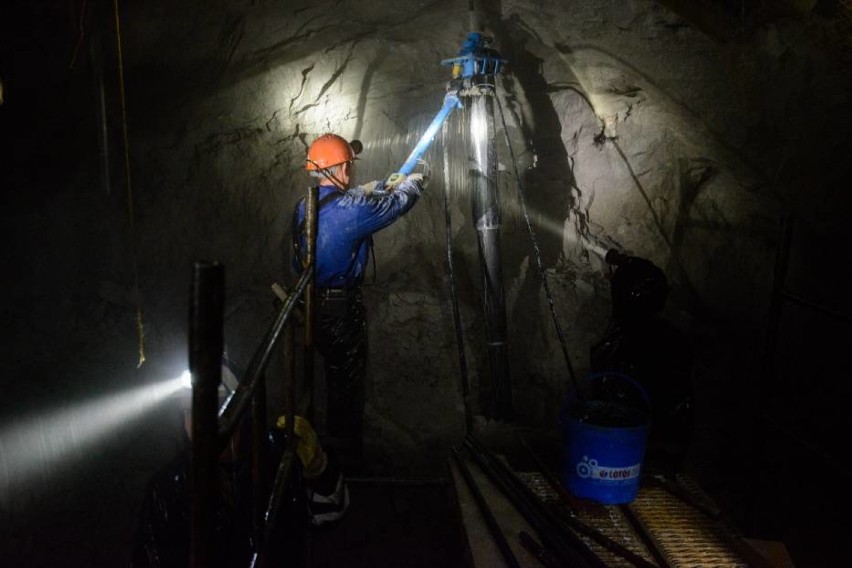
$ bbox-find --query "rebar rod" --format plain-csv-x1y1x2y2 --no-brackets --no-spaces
521,438,658,568
442,122,473,432
464,435,606,568
303,186,318,423
519,530,560,568
256,393,313,567
452,448,521,568
218,265,313,446
251,378,268,549
493,87,579,393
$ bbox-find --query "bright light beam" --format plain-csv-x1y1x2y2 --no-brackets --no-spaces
0,374,186,503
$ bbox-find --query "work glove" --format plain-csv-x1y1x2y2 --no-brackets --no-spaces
276,414,328,478
361,180,381,195
385,172,429,190
408,172,429,188
385,172,406,189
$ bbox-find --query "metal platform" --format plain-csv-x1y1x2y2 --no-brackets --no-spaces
453,454,775,568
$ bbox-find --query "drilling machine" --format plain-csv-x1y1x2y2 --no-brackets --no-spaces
393,31,513,420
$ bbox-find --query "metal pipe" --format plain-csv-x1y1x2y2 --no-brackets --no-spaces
762,215,793,391
619,504,671,568
451,447,521,568
469,86,512,420
303,186,318,423
780,289,852,324
518,531,560,568
399,93,462,175
88,0,111,196
189,261,224,568
251,377,268,549
442,122,473,433
493,89,579,392
257,449,298,567
218,265,313,445
283,318,296,447
345,477,450,486
256,393,313,567
521,438,658,568
464,435,606,568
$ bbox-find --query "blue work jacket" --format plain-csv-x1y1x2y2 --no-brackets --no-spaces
292,179,423,288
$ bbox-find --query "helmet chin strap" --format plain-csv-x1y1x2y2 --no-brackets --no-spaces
307,160,349,190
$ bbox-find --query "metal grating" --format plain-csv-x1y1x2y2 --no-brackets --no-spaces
517,471,659,567
628,484,750,567
515,469,758,567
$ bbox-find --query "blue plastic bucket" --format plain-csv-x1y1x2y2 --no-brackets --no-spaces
560,372,650,505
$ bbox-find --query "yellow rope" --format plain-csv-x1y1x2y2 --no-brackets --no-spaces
114,0,146,368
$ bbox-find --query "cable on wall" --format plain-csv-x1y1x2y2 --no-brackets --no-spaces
114,0,146,367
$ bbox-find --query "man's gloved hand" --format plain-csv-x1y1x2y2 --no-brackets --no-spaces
361,180,381,195
385,172,406,189
408,172,429,188
385,172,429,190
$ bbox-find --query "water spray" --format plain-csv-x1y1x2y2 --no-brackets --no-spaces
392,29,512,420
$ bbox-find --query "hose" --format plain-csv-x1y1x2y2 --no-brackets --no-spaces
439,79,582,419
489,84,580,393
442,123,473,433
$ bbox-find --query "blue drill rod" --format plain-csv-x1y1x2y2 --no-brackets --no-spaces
397,92,462,175
394,32,506,176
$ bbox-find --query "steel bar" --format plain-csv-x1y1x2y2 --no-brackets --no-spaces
464,435,606,568
217,265,312,446
442,122,473,433
619,504,671,568
345,477,451,486
467,435,606,568
88,0,111,196
493,89,578,392
255,393,313,567
470,435,617,568
283,317,296,447
451,448,521,568
189,261,224,568
303,186,318,423
251,378,268,549
521,438,657,568
762,215,793,393
519,530,560,568
780,289,852,324
644,474,722,521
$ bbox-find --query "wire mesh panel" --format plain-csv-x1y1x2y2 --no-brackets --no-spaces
516,471,659,567
628,483,750,568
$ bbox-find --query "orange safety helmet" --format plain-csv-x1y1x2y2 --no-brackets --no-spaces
305,134,362,171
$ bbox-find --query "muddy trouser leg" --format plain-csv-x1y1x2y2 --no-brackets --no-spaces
316,294,367,466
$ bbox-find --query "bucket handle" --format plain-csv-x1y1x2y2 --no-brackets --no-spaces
562,371,651,417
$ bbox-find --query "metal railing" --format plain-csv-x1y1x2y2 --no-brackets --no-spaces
188,187,320,567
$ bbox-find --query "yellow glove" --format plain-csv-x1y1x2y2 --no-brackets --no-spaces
386,172,428,190
275,414,327,478
385,172,406,188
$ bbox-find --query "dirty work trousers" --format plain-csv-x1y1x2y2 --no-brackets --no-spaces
315,289,367,464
